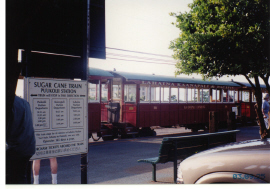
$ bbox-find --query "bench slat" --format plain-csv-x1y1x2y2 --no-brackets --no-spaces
137,157,159,164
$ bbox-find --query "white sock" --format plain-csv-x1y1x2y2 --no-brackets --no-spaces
52,174,57,184
33,175,39,184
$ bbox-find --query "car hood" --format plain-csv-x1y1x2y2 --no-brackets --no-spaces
193,138,270,156
180,139,270,183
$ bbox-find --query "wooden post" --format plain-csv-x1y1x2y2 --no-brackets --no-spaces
209,111,218,133
81,153,88,184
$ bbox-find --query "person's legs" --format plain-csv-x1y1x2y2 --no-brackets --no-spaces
49,158,57,184
265,114,269,130
49,158,57,174
32,159,41,184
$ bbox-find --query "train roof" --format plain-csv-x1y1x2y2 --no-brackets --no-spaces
233,81,267,88
112,71,241,87
89,67,114,77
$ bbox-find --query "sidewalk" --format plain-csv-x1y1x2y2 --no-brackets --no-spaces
92,126,261,184
86,126,261,184
33,126,261,184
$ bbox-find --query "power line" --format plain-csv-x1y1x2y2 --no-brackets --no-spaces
106,57,176,65
106,52,176,63
106,47,172,58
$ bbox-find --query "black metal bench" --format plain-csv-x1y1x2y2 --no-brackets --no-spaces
138,130,240,183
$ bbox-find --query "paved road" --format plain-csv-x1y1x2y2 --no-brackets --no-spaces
35,126,261,184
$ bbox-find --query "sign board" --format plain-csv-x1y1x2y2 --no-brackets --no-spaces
26,78,88,160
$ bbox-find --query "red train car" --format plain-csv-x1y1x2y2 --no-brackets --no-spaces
88,68,114,139
110,71,240,133
88,68,264,141
233,81,267,125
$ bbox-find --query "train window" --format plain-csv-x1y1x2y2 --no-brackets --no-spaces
88,82,100,103
242,91,250,102
113,84,121,99
179,88,187,102
161,86,170,103
101,84,108,101
140,84,150,102
171,87,178,103
216,89,221,102
195,88,200,102
187,88,193,102
211,89,216,102
198,89,202,102
211,89,221,102
223,89,228,102
151,86,160,103
252,91,256,102
202,89,210,103
228,90,235,102
124,84,136,102
188,88,198,102
235,91,239,102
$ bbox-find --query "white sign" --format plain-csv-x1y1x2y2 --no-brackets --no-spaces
26,78,88,160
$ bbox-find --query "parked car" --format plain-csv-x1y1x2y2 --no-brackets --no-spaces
177,139,270,184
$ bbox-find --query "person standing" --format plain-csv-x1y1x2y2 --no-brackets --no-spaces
262,93,269,129
32,158,58,184
6,96,36,184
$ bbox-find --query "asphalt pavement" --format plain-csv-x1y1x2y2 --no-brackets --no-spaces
32,125,261,185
